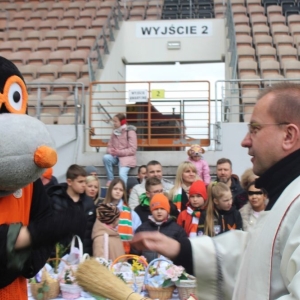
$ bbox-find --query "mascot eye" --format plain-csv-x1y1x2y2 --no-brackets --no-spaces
7,83,23,111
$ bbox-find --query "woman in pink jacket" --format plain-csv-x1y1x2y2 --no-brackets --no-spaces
103,113,137,187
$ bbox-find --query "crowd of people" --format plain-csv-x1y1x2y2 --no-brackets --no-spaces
42,151,264,263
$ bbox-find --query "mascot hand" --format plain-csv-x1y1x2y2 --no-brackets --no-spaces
27,209,86,248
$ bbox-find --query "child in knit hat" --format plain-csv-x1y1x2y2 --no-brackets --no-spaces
92,203,125,260
132,194,187,262
177,180,207,237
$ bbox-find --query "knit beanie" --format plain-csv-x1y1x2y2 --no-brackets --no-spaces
189,180,207,200
150,194,170,213
42,168,53,180
84,165,98,175
97,204,120,224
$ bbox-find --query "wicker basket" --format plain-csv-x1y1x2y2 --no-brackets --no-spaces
146,284,175,300
30,269,60,300
175,278,197,300
144,257,175,300
111,254,148,293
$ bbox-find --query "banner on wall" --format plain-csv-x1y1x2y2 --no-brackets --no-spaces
136,21,212,38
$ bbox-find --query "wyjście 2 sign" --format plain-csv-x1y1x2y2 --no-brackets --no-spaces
136,21,212,38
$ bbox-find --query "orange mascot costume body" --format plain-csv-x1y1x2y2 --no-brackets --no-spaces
0,56,84,299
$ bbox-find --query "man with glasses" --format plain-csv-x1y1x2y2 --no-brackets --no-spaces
132,82,300,299
128,160,174,210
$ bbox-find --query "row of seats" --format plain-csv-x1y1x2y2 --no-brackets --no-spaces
17,63,89,82
120,6,163,20
162,10,214,18
2,1,115,13
1,16,111,32
162,0,215,18
0,28,108,42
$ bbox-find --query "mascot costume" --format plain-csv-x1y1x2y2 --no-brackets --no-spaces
0,56,84,299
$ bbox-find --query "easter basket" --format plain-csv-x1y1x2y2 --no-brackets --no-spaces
175,275,197,300
111,254,148,293
144,257,176,300
30,258,64,300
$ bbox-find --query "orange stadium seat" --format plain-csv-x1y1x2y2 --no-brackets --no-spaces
273,35,294,48
44,30,62,42
18,65,37,83
266,5,282,18
37,64,60,81
69,50,89,65
79,8,96,20
63,9,80,21
12,11,31,21
36,40,58,53
253,34,273,47
30,11,48,21
247,5,265,16
20,2,37,13
238,60,258,76
59,64,81,81
277,45,298,64
17,40,38,55
231,6,247,16
76,38,95,52
28,51,49,65
48,50,71,65
9,52,27,65
268,14,286,26
57,40,77,52
84,1,103,10
234,15,250,26
38,19,55,31
56,19,75,30
271,24,290,37
26,30,44,42
238,46,256,61
250,15,268,26
46,9,64,21
73,18,93,30
252,24,270,36
7,20,24,31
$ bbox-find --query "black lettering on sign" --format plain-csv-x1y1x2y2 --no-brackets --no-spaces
190,26,197,34
141,27,152,35
153,27,160,34
169,26,175,35
202,26,208,34
157,91,160,97
177,26,184,34
161,27,167,35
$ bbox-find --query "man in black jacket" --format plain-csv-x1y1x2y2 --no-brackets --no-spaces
47,164,95,256
216,158,248,209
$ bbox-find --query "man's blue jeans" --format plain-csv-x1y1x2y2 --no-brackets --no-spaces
102,154,130,186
